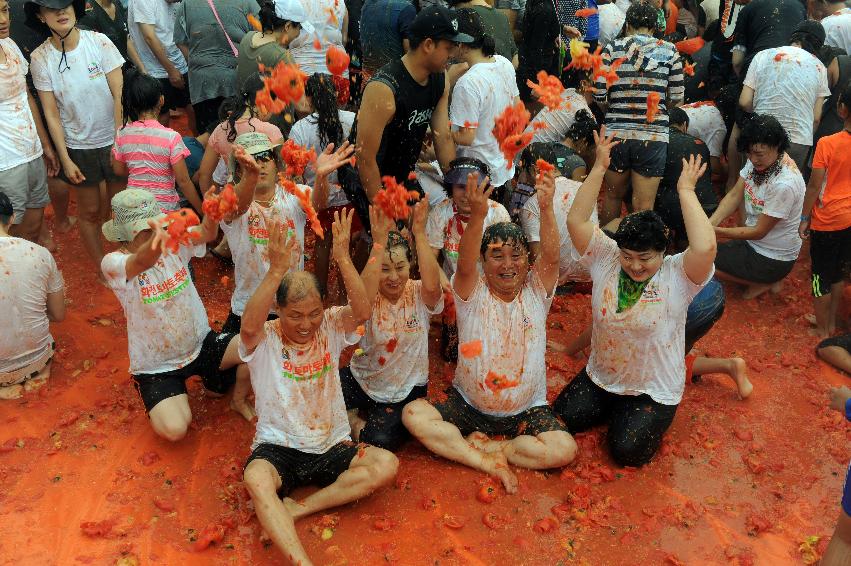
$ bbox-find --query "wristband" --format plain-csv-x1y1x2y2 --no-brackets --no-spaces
800,215,810,222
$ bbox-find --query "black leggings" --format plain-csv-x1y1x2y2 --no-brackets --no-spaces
553,369,678,467
340,366,426,452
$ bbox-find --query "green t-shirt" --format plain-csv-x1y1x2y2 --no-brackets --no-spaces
235,31,295,92
470,5,518,62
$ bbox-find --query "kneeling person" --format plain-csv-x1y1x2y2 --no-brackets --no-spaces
241,209,398,566
403,172,578,494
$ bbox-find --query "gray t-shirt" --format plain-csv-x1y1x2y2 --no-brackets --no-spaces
173,0,260,104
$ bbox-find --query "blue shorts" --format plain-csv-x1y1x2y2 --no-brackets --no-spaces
842,462,851,516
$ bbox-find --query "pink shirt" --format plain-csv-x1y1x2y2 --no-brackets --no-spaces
112,120,189,211
208,117,284,160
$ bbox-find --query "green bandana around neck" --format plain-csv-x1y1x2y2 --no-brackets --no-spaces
617,269,650,313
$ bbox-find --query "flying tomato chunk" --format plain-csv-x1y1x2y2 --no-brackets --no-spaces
535,158,555,183
202,183,239,222
163,209,202,253
279,175,324,238
575,7,598,16
526,71,565,111
325,45,350,76
492,101,534,166
255,62,308,115
374,176,422,220
280,139,317,178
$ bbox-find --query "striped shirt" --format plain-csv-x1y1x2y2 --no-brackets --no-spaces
593,34,684,143
112,120,190,211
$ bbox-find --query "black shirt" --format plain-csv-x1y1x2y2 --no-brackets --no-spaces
517,0,560,102
683,41,712,103
733,0,805,71
78,0,130,60
9,0,48,61
359,58,445,183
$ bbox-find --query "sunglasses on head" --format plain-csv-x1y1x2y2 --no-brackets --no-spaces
252,150,276,163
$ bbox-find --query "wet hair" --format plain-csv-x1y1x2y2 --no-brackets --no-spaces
276,271,322,307
457,8,496,57
258,0,300,32
669,107,689,128
790,30,822,56
519,142,557,174
626,1,659,31
737,113,790,155
305,73,343,149
0,192,12,225
841,83,851,109
480,222,530,256
714,83,740,128
219,73,265,143
564,109,597,147
373,230,412,261
607,210,670,252
121,68,163,125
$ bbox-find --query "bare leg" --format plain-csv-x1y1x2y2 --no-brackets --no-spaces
822,509,851,566
402,399,518,493
715,269,781,300
74,184,107,269
468,430,577,468
148,393,192,441
830,282,845,335
9,207,44,243
347,409,366,442
283,446,398,520
0,383,23,400
212,235,232,260
819,345,851,374
816,292,835,339
601,169,630,226
229,364,256,421
244,459,314,566
630,171,662,213
48,176,74,232
691,356,752,399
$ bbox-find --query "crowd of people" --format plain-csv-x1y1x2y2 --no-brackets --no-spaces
1,0,850,563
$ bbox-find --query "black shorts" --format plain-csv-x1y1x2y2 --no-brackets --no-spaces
60,146,121,185
245,441,360,497
221,311,278,334
158,75,190,111
810,227,851,297
340,366,426,451
609,138,667,178
819,333,851,354
132,330,238,412
714,240,796,284
433,386,567,438
337,163,424,235
192,96,225,136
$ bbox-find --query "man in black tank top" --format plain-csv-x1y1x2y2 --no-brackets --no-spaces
342,6,473,233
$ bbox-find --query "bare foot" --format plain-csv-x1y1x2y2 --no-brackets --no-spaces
0,383,23,400
743,283,772,300
38,234,57,252
728,358,753,400
547,339,568,353
23,363,51,393
480,451,518,494
282,497,308,521
466,431,506,454
770,281,783,294
55,216,76,233
230,398,256,422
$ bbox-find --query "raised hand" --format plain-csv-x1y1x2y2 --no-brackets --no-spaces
677,154,707,193
536,169,556,210
147,217,168,255
233,145,259,177
315,141,356,178
591,126,618,172
465,172,493,219
411,199,429,237
332,208,354,263
368,204,394,249
267,219,296,276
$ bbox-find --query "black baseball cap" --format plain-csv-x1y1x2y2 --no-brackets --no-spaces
408,6,475,44
0,191,13,218
444,157,490,185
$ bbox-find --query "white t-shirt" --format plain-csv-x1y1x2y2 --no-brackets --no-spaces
598,4,626,50
240,308,359,453
450,55,519,187
0,238,63,374
739,157,805,261
102,243,211,375
426,198,511,279
743,46,830,146
0,39,42,171
288,110,356,207
415,161,450,208
289,0,348,77
30,31,124,150
682,103,725,158
452,271,555,416
822,9,851,56
526,88,595,144
582,228,711,406
128,0,188,79
701,0,719,24
520,176,596,284
220,185,307,316
350,279,443,403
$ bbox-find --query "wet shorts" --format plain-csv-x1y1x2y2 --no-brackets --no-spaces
714,240,795,284
158,75,190,111
220,311,278,334
60,146,121,186
132,330,238,412
609,138,667,178
0,156,48,223
433,386,567,438
819,333,851,354
245,441,360,496
810,227,851,297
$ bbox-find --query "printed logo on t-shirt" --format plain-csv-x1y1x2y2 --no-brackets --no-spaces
281,351,333,382
403,314,420,333
444,239,459,259
407,108,433,130
744,181,765,211
639,283,662,304
248,213,295,245
138,266,190,304
87,61,104,80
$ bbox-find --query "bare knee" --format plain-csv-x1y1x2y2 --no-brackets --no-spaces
149,402,191,442
401,398,439,433
538,431,578,467
362,448,399,490
243,462,278,499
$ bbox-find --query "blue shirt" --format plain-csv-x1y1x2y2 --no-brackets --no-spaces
360,0,417,74
585,0,600,41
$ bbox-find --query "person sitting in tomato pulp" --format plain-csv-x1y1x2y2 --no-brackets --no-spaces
240,207,398,566
403,170,578,494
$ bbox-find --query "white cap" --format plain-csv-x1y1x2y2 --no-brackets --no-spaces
273,0,315,35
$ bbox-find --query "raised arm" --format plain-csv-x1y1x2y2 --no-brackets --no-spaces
531,170,560,292
311,141,355,211
678,155,717,284
123,219,168,280
336,207,390,332
411,199,442,309
567,127,617,255
453,173,492,301
230,146,260,216
355,82,396,201
240,220,296,353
